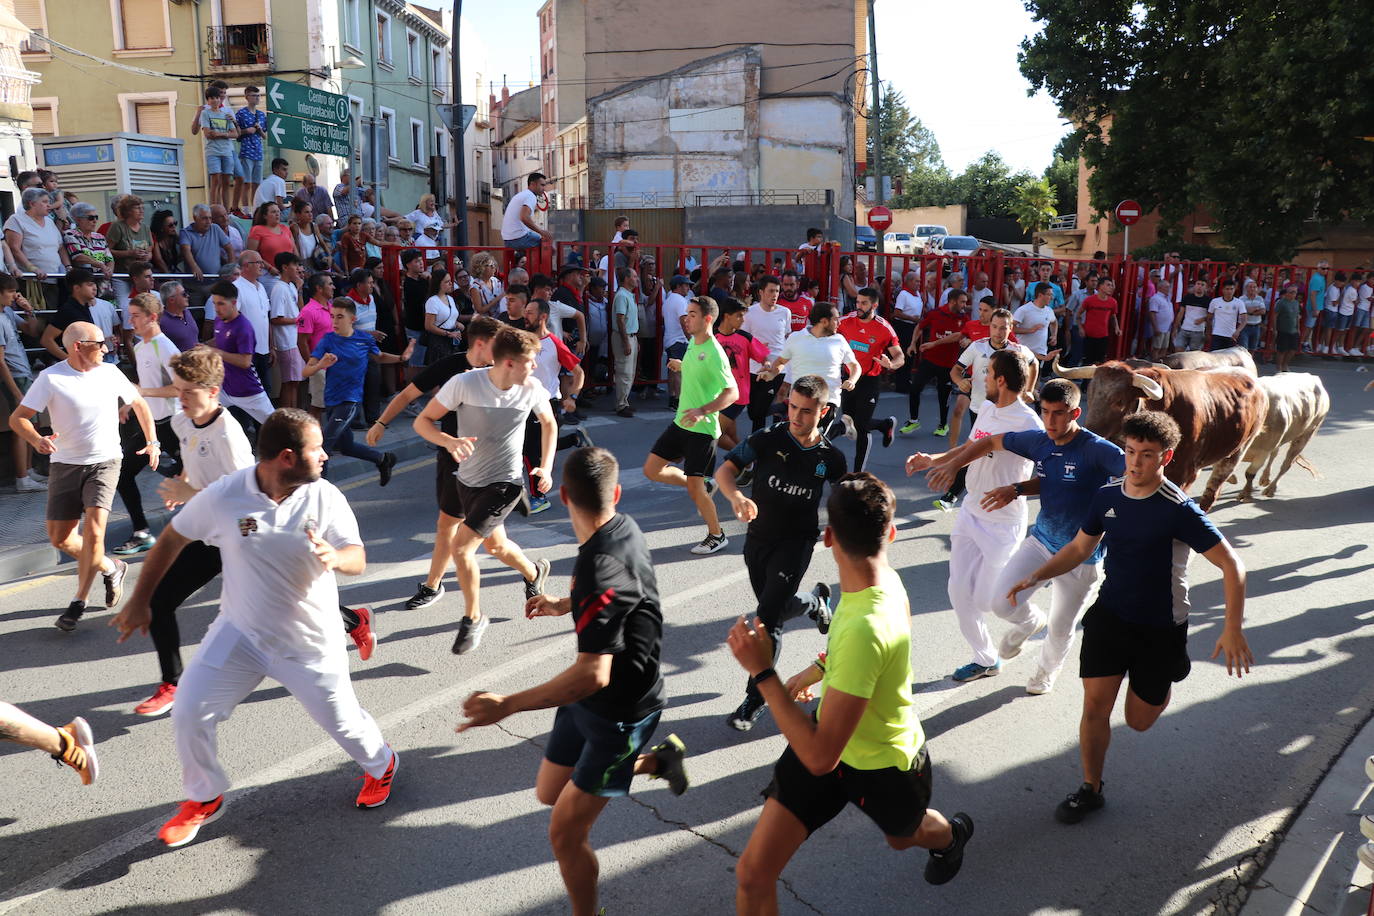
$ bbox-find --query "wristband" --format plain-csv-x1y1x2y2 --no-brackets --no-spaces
373,420,387,428
753,667,778,685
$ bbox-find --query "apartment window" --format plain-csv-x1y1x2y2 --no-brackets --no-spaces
378,107,396,160
15,0,48,54
342,0,361,50
30,97,57,136
431,48,443,93
406,30,421,81
375,12,392,66
113,0,170,52
433,127,446,161
409,118,425,167
118,91,177,137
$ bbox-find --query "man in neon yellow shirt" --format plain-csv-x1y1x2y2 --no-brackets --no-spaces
727,472,974,912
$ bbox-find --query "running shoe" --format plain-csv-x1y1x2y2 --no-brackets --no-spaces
52,717,99,785
839,415,857,440
571,427,595,450
525,557,551,601
1366,754,1374,783
727,696,766,731
999,612,1048,660
880,416,897,448
1361,813,1374,842
134,682,178,717
103,559,128,608
113,531,156,556
1055,781,1105,824
703,476,718,496
1360,842,1374,873
1025,666,1057,696
452,614,489,655
934,424,950,437
158,795,225,847
15,474,46,492
356,746,399,808
26,468,47,482
649,734,689,796
405,582,444,610
807,582,833,635
529,494,552,514
951,660,1000,682
563,411,581,426
933,496,958,512
690,533,728,555
378,452,397,487
924,812,974,885
900,419,921,434
55,600,85,633
348,607,377,662
735,466,754,488
616,406,636,418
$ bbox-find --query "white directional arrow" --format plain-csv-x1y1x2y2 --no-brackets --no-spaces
268,82,284,110
269,117,285,145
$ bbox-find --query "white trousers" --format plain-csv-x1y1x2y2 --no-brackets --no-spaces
220,389,276,423
990,537,1103,679
171,619,390,802
948,512,1025,666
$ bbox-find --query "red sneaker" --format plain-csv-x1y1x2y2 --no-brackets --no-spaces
356,747,397,808
348,607,377,661
158,796,225,847
134,682,178,717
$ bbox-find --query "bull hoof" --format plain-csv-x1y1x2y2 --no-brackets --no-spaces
1262,484,1277,498
1237,489,1253,503
1228,474,1239,484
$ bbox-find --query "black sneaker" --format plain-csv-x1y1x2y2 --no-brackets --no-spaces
880,416,897,448
571,428,595,450
1055,781,1105,824
378,452,397,487
451,614,489,655
649,733,689,796
924,812,974,885
405,582,444,610
525,557,551,602
103,559,128,608
726,695,767,731
735,465,754,488
563,411,581,426
55,600,85,632
807,582,833,634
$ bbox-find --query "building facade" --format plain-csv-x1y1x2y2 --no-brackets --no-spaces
491,84,541,209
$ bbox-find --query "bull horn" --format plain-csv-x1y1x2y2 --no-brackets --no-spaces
1132,374,1164,401
1052,356,1096,380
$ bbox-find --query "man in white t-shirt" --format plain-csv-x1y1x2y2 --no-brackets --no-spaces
759,302,860,420
1147,287,1174,360
254,158,289,209
892,270,924,392
233,251,272,389
1013,282,1059,360
10,321,158,630
1206,279,1246,350
661,275,692,406
502,172,553,250
741,275,791,432
967,272,994,314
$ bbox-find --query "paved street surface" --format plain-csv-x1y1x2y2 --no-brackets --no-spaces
1,363,1371,915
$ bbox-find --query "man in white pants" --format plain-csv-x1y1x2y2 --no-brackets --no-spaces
906,349,1041,682
115,408,396,848
918,380,1125,694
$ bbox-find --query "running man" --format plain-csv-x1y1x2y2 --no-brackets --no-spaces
835,286,902,472
522,297,593,514
643,296,737,556
715,374,847,731
918,379,1123,695
906,349,1042,682
0,701,98,784
369,316,501,611
116,409,398,847
741,276,790,433
728,473,973,913
459,447,688,916
1006,410,1252,824
757,301,859,433
413,327,555,654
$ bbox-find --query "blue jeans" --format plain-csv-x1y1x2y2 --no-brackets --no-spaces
503,230,543,250
322,401,382,473
1238,324,1263,351
206,153,236,175
238,156,263,184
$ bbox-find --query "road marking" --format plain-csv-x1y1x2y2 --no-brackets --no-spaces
0,573,61,599
0,562,753,911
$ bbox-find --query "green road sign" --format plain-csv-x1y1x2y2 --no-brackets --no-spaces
267,113,352,158
266,78,350,127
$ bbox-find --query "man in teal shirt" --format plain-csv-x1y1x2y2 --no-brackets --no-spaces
611,267,640,417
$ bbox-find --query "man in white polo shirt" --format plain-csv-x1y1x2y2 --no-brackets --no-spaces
10,320,159,631
233,251,273,391
116,408,397,848
758,301,860,432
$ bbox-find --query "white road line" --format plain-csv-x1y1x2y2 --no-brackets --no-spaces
0,563,753,911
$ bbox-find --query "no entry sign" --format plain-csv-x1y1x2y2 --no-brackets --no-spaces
1115,200,1143,226
867,206,893,232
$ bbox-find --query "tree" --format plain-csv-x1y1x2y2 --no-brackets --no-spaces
867,86,955,209
1043,156,1078,216
1019,0,1374,261
1012,178,1058,254
952,152,1035,221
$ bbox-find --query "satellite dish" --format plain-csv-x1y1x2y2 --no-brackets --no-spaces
305,154,320,177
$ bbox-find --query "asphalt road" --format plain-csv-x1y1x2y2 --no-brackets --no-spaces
1,360,1371,916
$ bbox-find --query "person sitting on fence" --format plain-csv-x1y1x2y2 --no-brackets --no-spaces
502,172,553,252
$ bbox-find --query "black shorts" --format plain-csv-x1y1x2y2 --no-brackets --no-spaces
545,703,662,798
650,422,717,477
455,479,524,538
764,744,932,838
665,341,689,361
1275,331,1299,352
435,455,464,519
722,402,745,420
1079,601,1191,707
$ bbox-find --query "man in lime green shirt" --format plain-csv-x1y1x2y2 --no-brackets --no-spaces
643,295,737,556
727,472,974,912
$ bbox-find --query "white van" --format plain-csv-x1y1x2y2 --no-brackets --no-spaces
911,224,949,253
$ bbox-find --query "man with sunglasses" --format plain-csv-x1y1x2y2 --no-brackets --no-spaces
10,320,159,631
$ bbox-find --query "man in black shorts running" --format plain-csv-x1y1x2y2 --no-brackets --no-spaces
728,473,973,913
1008,410,1253,824
459,446,688,916
715,374,846,732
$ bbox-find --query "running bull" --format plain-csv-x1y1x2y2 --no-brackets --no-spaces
1234,372,1329,501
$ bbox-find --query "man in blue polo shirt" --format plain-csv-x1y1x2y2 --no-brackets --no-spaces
1006,410,1252,825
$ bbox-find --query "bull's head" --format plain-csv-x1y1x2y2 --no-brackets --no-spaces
1052,358,1165,443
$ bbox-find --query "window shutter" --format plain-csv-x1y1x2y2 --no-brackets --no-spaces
31,104,54,136
222,0,265,26
14,0,43,30
135,101,173,137
120,0,167,50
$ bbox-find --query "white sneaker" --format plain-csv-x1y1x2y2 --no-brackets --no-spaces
1360,841,1374,872
1366,754,1374,783
27,469,46,482
690,532,728,555
1335,346,1348,357
840,415,857,440
1362,813,1374,842
1026,666,1057,695
999,612,1048,660
15,474,46,492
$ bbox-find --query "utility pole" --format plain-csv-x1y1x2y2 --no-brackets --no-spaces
450,0,469,249
868,0,884,255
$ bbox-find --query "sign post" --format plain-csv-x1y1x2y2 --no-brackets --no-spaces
265,78,350,127
1115,199,1142,258
867,205,893,233
266,113,352,158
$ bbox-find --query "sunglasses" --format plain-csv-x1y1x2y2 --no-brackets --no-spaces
76,339,107,350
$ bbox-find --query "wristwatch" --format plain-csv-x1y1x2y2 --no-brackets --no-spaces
1013,482,1024,496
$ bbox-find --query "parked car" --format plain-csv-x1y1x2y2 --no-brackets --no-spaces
912,224,950,253
855,226,877,251
929,234,980,259
883,232,915,254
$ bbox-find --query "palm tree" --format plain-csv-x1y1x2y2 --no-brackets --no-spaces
1012,177,1058,255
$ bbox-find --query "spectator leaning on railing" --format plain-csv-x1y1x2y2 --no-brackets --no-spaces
62,202,115,299
4,187,69,309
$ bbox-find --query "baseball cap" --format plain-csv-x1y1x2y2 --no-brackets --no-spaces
670,274,690,287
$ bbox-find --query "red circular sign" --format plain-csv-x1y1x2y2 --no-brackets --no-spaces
1115,199,1143,226
867,206,893,232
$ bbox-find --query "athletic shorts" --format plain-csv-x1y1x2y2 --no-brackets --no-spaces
665,341,688,362
455,478,523,538
650,422,717,477
722,402,745,420
435,455,463,519
46,459,120,520
545,703,662,798
764,743,932,838
1078,601,1190,707
1275,331,1299,352
275,347,304,383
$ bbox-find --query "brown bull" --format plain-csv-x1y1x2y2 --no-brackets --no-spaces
1052,358,1268,511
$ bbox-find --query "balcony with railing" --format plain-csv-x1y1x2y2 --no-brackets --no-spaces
206,23,273,72
1047,214,1079,231
19,28,47,56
